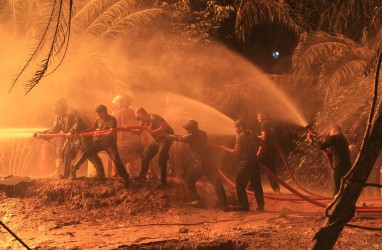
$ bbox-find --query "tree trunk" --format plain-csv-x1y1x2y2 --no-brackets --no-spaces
311,56,382,249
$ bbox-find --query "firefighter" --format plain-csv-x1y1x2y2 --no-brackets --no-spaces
307,125,351,195
111,94,144,177
168,120,227,210
71,105,132,187
256,112,280,193
217,119,264,212
130,107,174,189
35,98,104,178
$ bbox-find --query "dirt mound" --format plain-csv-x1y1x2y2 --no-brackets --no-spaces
1,177,382,249
1,177,191,213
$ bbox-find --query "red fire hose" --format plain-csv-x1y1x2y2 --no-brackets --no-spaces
33,126,148,139
214,145,382,213
217,168,329,202
275,144,329,198
275,144,381,204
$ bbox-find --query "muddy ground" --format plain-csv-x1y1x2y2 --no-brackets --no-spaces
1,176,382,250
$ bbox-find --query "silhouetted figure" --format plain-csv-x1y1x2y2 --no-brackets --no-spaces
257,112,280,193
71,105,132,188
36,98,103,179
218,119,264,212
307,125,351,195
131,108,174,189
169,120,227,210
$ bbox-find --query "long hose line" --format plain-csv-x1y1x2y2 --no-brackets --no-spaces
274,144,379,202
217,168,327,202
275,143,329,198
324,51,382,217
214,148,382,213
35,126,148,138
218,163,382,212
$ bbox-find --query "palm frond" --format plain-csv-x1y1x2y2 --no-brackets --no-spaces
9,0,59,92
235,0,303,41
88,51,125,92
318,0,375,40
363,45,382,77
207,79,258,115
72,0,116,33
21,0,73,94
319,56,369,101
362,5,382,49
99,8,164,40
269,73,316,92
81,0,136,37
362,5,382,76
292,32,362,74
41,0,73,79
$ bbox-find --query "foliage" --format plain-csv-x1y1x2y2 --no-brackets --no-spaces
235,0,304,41
73,0,163,41
0,0,40,36
158,0,234,45
316,0,377,42
292,32,372,101
7,0,165,93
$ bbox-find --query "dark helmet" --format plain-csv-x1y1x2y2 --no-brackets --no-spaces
234,119,246,128
135,107,148,115
95,105,107,113
183,120,198,132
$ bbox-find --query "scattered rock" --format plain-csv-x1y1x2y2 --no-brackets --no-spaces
179,227,189,233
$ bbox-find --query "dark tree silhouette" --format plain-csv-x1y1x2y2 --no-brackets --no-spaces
311,51,382,249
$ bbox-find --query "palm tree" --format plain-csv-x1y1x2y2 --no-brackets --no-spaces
0,0,164,176
10,0,164,94
289,4,382,249
311,53,382,249
316,0,377,42
234,0,303,41
291,31,372,101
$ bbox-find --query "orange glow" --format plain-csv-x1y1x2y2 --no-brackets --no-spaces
0,128,47,140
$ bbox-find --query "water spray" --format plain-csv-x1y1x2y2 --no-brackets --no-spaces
0,128,47,140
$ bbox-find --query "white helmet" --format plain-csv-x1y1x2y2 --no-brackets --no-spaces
112,94,131,108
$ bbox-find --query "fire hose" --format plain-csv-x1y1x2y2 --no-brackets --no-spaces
214,146,382,213
275,144,382,204
33,126,148,139
275,143,329,198
34,130,382,212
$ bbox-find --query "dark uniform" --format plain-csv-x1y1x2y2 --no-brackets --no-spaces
138,114,174,186
46,107,103,178
171,121,227,208
318,133,351,195
72,113,131,186
236,130,264,211
258,120,280,193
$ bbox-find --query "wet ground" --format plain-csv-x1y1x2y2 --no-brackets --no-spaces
1,177,382,249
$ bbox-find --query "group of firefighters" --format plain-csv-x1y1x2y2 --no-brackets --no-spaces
35,95,352,212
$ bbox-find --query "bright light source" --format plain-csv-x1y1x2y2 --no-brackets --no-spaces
272,51,280,59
